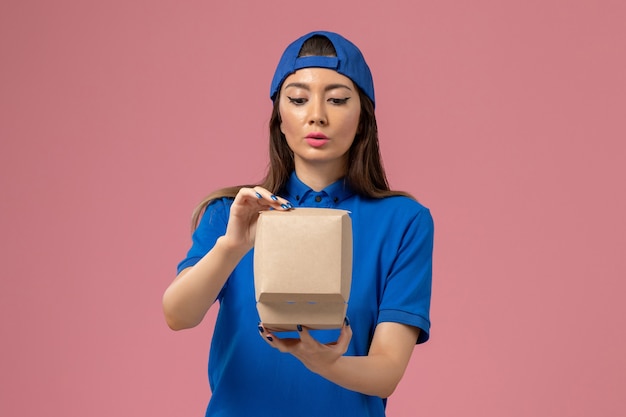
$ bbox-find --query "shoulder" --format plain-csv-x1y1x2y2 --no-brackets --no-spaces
348,194,433,239
382,196,433,234
358,194,432,219
206,196,235,211
382,194,429,211
196,197,235,229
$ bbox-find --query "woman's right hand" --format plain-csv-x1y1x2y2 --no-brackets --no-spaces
163,187,292,330
222,186,293,252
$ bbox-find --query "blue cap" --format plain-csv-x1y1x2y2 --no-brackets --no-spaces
270,31,375,107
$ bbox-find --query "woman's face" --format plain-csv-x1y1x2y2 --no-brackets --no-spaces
278,67,361,175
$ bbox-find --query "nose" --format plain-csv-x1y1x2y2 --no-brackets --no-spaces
308,98,327,126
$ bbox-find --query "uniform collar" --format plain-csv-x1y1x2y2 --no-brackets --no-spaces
283,171,354,207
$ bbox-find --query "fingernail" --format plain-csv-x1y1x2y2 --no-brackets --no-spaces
344,317,350,327
255,192,262,198
297,324,303,332
266,336,274,342
281,204,288,209
258,323,264,333
271,195,278,201
286,203,293,208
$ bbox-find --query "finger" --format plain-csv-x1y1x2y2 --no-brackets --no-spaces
231,188,261,212
253,187,291,210
259,327,278,347
296,324,316,345
234,187,272,207
264,332,301,352
333,318,353,352
258,323,298,351
252,186,293,211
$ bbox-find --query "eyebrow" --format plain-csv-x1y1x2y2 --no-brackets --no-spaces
283,82,353,92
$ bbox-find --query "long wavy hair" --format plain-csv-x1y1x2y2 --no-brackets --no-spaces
190,35,412,230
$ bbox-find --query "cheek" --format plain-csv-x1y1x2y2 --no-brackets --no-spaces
280,116,292,137
279,115,298,145
342,112,361,137
279,109,303,138
278,105,295,136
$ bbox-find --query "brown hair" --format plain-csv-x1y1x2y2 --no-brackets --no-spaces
190,35,412,230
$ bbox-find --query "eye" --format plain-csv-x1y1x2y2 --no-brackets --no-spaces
328,97,351,105
287,96,307,105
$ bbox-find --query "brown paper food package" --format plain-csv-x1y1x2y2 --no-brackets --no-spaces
254,208,352,331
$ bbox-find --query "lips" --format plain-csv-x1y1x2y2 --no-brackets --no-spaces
305,132,329,148
306,132,328,140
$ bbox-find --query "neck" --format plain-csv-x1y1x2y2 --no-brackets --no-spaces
294,159,347,191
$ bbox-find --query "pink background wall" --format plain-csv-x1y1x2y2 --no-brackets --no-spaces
1,1,624,416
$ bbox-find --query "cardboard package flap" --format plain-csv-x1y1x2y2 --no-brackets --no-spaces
254,208,352,331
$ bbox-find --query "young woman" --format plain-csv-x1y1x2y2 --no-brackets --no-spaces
163,31,434,416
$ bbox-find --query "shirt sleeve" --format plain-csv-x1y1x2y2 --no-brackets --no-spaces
176,198,231,274
377,206,434,344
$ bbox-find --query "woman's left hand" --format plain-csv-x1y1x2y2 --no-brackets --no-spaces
259,320,419,397
259,319,352,374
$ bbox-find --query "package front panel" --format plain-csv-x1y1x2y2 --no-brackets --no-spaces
254,208,352,330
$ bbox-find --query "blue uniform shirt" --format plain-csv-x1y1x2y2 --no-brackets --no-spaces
177,172,434,417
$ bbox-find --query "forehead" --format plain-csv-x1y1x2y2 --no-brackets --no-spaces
282,67,356,90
